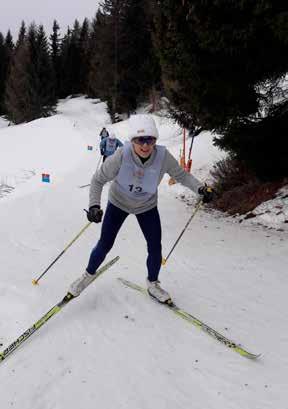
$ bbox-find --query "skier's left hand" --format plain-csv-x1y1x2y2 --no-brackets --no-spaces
198,184,214,203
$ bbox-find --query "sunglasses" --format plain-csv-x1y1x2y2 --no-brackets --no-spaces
132,136,157,146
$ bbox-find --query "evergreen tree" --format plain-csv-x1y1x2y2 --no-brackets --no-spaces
4,30,14,54
58,27,72,97
36,25,57,115
79,18,91,92
5,23,56,123
16,21,26,49
59,20,82,96
29,23,40,69
0,30,14,114
152,1,288,128
69,19,82,94
117,0,161,114
26,23,54,118
87,0,161,118
0,33,6,114
49,20,61,95
86,12,99,97
87,9,115,105
5,41,36,123
152,0,288,178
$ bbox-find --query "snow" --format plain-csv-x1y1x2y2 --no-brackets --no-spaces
0,97,288,409
0,117,9,129
240,186,288,231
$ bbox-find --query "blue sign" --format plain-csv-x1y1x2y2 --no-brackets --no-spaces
42,173,50,183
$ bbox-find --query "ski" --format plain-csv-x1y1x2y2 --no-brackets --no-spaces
118,278,260,360
0,256,119,363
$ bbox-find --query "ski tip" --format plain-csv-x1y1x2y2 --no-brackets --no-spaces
249,353,262,360
32,279,39,286
238,349,262,360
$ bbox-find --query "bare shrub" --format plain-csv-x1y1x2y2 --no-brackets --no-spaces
211,157,286,215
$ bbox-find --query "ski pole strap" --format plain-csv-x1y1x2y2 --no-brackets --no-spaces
163,200,202,264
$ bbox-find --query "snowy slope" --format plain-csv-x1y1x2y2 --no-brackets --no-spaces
0,97,287,409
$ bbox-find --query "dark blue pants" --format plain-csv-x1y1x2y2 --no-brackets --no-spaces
86,202,162,281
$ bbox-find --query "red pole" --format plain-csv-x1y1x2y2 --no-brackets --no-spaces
183,128,186,163
180,128,186,169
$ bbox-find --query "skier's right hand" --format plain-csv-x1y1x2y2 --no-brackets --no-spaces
198,184,214,203
87,205,103,223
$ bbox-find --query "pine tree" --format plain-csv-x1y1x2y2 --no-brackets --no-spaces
59,20,82,96
49,20,61,95
5,41,36,123
87,0,161,118
79,18,91,92
58,27,72,97
151,0,288,178
0,30,14,114
87,9,115,104
26,23,56,118
69,19,82,94
117,0,161,114
36,25,57,116
4,30,14,54
0,33,6,114
152,0,288,129
5,23,56,123
16,21,26,49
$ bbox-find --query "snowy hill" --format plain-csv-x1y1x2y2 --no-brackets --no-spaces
0,97,287,409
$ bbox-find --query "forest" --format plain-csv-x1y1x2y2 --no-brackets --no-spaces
0,0,287,208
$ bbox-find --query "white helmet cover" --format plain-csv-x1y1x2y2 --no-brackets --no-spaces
108,130,116,139
129,114,159,141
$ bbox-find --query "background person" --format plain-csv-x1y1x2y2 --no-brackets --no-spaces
99,127,109,140
100,131,123,162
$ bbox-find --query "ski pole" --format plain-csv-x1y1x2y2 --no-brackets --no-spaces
32,221,92,285
96,155,102,170
79,155,101,188
162,200,202,265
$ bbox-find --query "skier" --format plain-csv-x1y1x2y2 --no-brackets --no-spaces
99,127,109,140
100,131,123,162
69,115,214,303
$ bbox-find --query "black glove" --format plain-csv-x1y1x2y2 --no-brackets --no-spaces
198,184,214,203
86,205,103,223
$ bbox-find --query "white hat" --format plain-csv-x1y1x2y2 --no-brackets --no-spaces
128,114,159,141
108,130,116,139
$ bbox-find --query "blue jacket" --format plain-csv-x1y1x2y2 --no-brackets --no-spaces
100,137,123,156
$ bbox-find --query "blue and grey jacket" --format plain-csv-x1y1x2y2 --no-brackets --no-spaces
100,137,123,157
